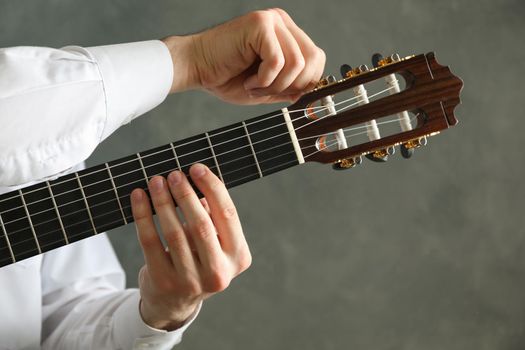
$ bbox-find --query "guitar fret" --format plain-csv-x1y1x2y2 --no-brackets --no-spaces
0,212,15,263
46,181,69,245
205,132,224,182
0,106,304,269
18,189,42,254
105,163,128,225
75,173,98,235
137,153,150,183
242,121,263,178
170,142,182,171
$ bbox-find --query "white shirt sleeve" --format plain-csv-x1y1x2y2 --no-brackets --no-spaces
0,40,173,186
0,41,199,348
40,233,200,350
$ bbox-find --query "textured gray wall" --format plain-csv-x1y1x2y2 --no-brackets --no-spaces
2,0,525,349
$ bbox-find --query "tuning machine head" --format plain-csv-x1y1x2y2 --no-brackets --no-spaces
365,146,396,162
332,156,362,170
316,75,337,89
401,137,427,158
372,53,401,68
345,64,369,78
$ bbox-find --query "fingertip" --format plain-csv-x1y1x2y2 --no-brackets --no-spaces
131,188,145,203
190,163,207,179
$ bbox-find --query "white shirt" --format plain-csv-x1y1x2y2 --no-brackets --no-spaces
0,40,199,349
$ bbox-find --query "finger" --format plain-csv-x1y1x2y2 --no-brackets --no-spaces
131,188,173,277
148,176,196,274
200,197,211,215
189,164,249,263
243,23,284,90
248,19,305,96
272,8,326,93
166,170,223,270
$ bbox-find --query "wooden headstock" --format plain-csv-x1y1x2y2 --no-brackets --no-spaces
287,52,463,168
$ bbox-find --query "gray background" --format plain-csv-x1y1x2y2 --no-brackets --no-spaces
2,0,525,349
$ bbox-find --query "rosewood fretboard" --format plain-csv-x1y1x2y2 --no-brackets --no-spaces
0,110,299,268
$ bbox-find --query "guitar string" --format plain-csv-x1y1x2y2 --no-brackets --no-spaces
0,154,305,259
0,113,410,228
0,85,396,216
0,93,363,203
1,116,413,256
0,88,412,257
0,85,395,204
0,127,366,261
0,158,303,263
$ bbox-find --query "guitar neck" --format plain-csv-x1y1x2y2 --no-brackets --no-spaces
0,109,300,268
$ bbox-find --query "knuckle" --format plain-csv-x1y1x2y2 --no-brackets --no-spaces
237,250,252,273
289,54,305,72
270,7,287,17
207,176,224,191
220,205,237,221
205,269,231,293
269,54,285,71
152,193,171,207
138,231,158,249
184,279,202,295
174,188,194,202
249,10,273,26
164,228,185,247
191,218,214,240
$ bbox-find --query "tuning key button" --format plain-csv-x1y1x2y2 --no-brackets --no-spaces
371,53,383,68
332,156,362,170
400,144,414,159
365,146,395,162
401,137,428,159
340,64,352,78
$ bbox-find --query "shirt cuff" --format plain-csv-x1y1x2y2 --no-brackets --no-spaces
113,290,201,350
84,40,173,141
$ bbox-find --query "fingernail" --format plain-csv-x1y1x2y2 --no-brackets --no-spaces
149,176,164,193
131,189,143,201
168,171,182,185
191,163,206,178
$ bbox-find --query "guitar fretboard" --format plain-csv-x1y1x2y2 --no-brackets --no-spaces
0,109,299,268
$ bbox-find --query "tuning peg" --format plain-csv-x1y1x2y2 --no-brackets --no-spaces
400,144,414,159
371,53,383,68
340,64,352,78
365,146,395,162
316,75,337,89
332,156,362,170
373,53,401,68
401,137,427,158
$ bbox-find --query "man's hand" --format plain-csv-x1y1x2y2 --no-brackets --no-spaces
162,8,326,104
130,164,251,330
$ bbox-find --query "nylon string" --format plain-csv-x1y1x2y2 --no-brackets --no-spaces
0,85,409,258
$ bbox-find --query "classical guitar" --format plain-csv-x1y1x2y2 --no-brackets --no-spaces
0,52,463,268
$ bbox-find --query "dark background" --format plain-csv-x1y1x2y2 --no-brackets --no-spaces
2,0,525,349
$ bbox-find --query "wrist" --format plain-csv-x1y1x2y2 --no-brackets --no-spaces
161,35,201,93
139,297,199,331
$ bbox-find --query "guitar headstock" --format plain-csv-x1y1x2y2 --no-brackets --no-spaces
288,52,463,169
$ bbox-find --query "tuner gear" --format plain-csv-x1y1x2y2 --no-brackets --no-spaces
332,156,362,170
